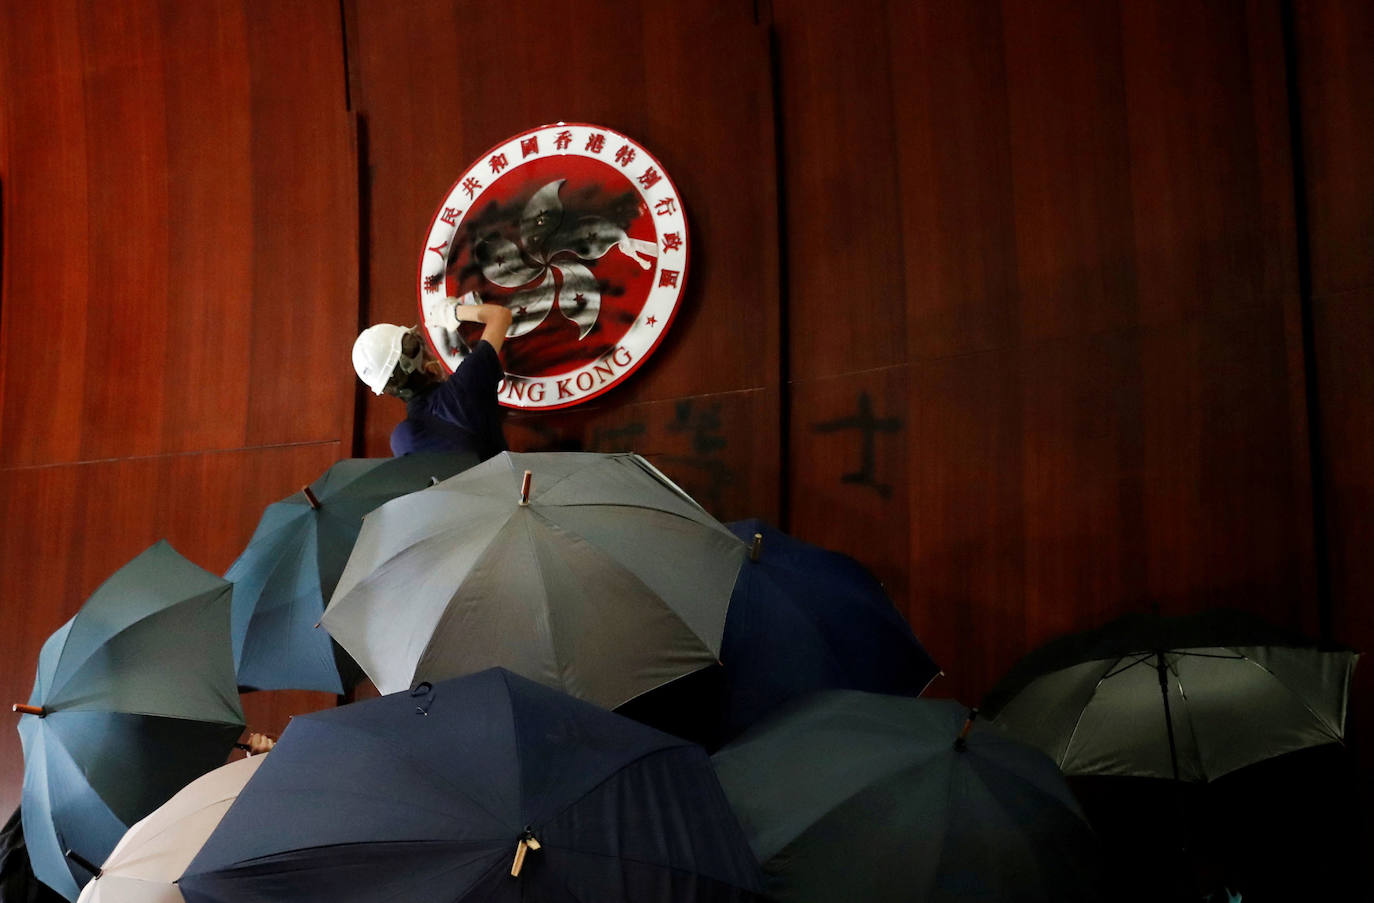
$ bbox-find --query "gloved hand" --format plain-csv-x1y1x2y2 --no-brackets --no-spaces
423,290,483,331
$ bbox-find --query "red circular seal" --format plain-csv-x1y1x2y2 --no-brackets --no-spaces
418,123,689,410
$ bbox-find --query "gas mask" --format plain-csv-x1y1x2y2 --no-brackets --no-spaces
385,328,442,400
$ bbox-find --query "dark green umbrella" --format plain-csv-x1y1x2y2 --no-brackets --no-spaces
712,692,1105,903
225,454,476,693
980,609,1358,781
13,541,245,901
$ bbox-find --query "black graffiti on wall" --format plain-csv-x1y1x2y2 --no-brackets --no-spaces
811,391,901,498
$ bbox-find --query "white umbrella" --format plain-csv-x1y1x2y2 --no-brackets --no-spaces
76,756,265,903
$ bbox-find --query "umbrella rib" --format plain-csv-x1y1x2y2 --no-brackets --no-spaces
1169,664,1203,780
1227,650,1348,742
1099,652,1153,681
1170,650,1246,661
1058,658,1126,768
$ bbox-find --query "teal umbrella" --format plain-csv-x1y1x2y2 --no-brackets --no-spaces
14,541,245,901
225,454,475,693
712,692,1105,902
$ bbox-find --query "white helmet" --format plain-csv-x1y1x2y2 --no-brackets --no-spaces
352,324,408,395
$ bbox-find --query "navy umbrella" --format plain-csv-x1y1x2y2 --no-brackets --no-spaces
14,542,245,901
712,692,1106,903
622,521,939,748
225,453,475,693
720,519,939,734
178,668,763,902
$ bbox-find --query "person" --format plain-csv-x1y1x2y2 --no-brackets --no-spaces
352,292,513,459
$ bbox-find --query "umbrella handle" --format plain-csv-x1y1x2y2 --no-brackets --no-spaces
64,849,102,878
12,704,44,716
954,707,979,750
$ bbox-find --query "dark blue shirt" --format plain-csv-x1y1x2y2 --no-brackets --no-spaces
390,340,508,460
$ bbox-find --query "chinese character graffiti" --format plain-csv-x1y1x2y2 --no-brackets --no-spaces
811,391,901,498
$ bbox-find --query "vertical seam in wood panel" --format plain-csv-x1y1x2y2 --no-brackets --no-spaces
768,20,792,532
1279,0,1331,641
339,0,361,113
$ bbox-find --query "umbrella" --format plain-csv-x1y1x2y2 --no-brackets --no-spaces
178,668,763,902
618,520,941,750
712,691,1105,902
721,519,939,733
76,756,265,903
980,608,1359,781
14,541,246,901
225,454,475,693
320,451,747,707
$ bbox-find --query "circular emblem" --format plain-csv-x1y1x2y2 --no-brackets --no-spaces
418,123,689,410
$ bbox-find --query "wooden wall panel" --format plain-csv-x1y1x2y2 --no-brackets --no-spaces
349,0,779,477
0,1,92,465
777,0,1314,708
0,0,356,467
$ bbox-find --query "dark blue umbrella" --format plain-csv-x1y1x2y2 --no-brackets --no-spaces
620,521,940,749
178,668,763,902
14,542,245,901
225,453,475,693
721,519,939,734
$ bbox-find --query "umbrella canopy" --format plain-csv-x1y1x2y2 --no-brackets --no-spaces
76,756,265,903
712,692,1105,903
178,668,763,902
225,454,475,693
980,609,1359,781
720,519,940,734
320,452,747,707
15,542,246,901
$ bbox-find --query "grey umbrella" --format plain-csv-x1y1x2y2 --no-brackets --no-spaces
320,452,746,708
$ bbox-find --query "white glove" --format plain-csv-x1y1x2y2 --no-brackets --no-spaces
423,290,483,331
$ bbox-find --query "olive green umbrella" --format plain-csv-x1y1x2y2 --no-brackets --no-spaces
980,609,1358,781
14,542,245,901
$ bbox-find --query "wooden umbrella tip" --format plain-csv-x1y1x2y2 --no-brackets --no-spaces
519,470,533,506
302,486,322,509
749,533,763,562
12,703,44,717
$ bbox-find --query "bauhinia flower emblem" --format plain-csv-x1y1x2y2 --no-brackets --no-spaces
476,180,657,339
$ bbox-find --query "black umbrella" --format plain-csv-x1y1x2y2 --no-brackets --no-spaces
981,608,1358,781
712,691,1105,902
179,668,763,902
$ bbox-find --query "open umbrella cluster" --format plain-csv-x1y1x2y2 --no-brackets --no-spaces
12,448,1356,902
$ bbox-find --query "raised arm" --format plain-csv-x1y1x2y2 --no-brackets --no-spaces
450,302,513,354
425,292,513,354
